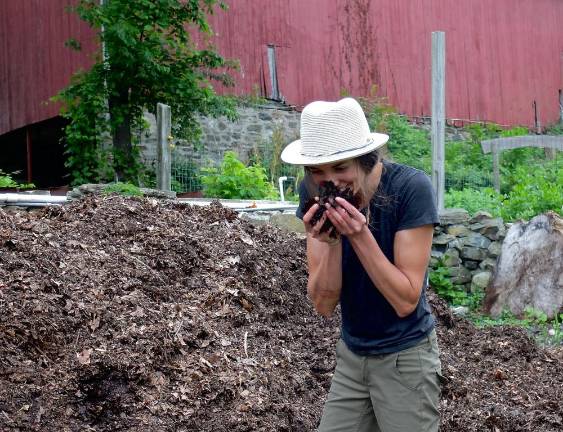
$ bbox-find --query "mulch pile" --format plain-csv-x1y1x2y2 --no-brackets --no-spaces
0,196,561,431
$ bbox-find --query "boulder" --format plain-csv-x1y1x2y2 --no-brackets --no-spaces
269,213,306,234
67,184,176,200
468,211,493,223
484,212,563,319
464,260,479,270
442,248,461,267
429,250,443,268
446,224,472,237
439,208,470,225
487,241,502,258
448,266,472,285
460,246,488,261
448,238,464,251
432,233,455,246
479,257,497,272
471,271,492,292
470,218,506,241
463,233,492,249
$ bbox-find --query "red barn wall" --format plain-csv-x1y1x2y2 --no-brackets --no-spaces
206,0,563,127
1,0,562,136
0,0,97,136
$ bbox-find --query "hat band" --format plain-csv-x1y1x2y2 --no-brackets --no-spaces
300,137,374,158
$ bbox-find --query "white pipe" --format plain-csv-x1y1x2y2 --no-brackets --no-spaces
0,194,68,205
0,194,298,213
278,176,288,202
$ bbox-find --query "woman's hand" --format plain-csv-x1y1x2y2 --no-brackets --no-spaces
302,200,341,245
325,197,367,238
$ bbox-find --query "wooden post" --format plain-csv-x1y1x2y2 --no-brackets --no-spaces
156,103,171,191
492,144,500,193
431,31,446,211
26,127,33,184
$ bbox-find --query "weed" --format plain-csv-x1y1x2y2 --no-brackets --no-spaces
103,182,143,197
469,308,563,346
0,170,35,189
201,151,278,200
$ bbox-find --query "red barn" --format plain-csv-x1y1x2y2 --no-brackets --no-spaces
0,0,96,187
1,0,562,187
205,0,563,127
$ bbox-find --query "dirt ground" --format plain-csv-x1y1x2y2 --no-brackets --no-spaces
0,196,561,431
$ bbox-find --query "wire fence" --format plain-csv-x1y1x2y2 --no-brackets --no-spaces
168,134,561,197
170,141,304,196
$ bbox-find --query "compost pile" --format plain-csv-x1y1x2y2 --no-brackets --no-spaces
0,196,561,431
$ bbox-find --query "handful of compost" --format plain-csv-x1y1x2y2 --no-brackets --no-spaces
304,181,362,238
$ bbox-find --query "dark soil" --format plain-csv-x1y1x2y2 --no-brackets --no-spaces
304,181,361,238
0,196,561,431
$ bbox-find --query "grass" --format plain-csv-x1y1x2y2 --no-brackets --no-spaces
467,308,563,347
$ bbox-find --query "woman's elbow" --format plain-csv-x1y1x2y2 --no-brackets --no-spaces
307,286,337,317
396,301,418,318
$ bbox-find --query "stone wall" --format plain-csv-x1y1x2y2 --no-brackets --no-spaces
138,106,475,167
138,101,301,167
431,209,506,294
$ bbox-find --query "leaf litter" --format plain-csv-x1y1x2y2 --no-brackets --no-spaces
0,195,561,431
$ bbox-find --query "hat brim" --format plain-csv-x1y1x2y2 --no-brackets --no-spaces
281,133,389,166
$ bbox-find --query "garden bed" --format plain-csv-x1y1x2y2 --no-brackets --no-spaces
0,196,561,431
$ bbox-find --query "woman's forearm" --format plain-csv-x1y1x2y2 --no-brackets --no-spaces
306,238,343,317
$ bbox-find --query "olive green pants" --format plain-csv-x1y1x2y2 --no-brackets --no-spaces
318,330,443,432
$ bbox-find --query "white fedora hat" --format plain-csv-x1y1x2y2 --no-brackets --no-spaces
281,98,389,166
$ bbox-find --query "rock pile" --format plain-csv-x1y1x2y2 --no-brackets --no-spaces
431,209,506,295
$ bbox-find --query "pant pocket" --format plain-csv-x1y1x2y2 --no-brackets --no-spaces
393,348,423,391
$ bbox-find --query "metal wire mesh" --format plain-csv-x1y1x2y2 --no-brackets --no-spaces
169,141,304,195
169,133,561,197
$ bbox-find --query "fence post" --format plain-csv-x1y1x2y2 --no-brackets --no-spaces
156,103,171,191
431,31,446,211
492,144,500,193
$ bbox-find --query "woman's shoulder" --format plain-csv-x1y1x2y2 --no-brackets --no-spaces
381,160,431,193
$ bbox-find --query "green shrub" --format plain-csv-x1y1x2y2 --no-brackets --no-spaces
429,264,466,306
445,140,493,190
445,188,504,217
378,113,432,173
358,93,432,173
500,162,563,221
0,170,35,189
545,122,563,136
201,151,278,200
103,182,143,197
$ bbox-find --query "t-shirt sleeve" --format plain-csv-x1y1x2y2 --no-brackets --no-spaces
396,172,440,231
295,180,311,220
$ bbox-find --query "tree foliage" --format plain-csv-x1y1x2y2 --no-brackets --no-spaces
55,0,236,185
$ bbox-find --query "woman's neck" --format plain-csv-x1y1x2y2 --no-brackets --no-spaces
361,161,383,208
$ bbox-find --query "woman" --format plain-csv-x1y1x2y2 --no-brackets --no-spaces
281,98,443,431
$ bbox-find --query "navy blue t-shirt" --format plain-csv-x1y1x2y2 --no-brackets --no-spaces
297,160,440,355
